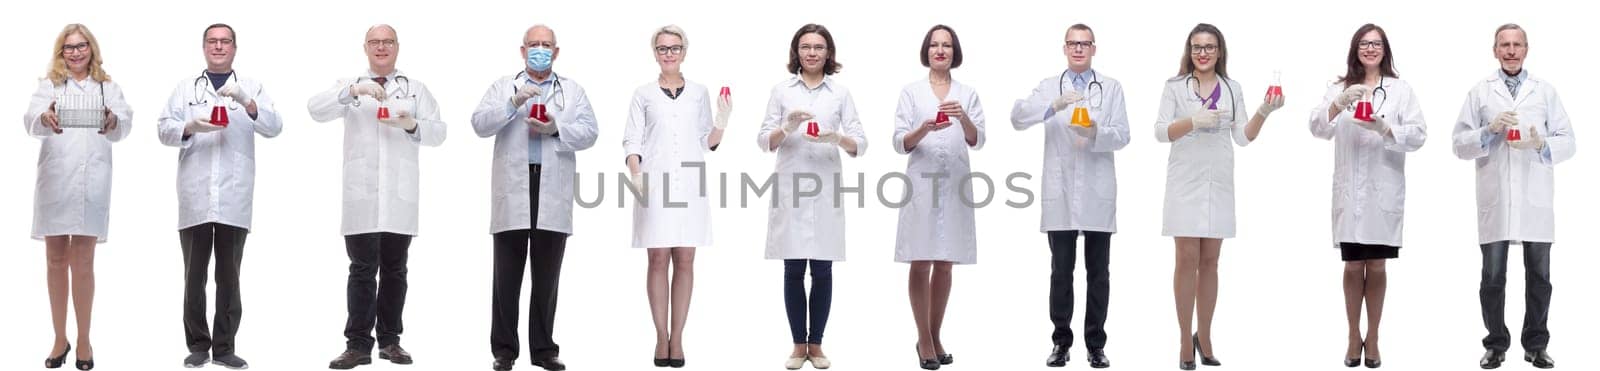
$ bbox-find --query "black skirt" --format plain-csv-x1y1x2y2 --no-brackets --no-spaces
1340,242,1399,261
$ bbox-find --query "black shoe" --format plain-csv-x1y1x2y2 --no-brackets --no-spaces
329,350,372,370
494,357,515,371
1088,349,1110,368
74,359,94,371
212,354,249,370
1345,340,1362,368
46,344,71,369
1364,358,1381,368
379,344,413,365
1045,344,1069,367
1179,360,1196,370
1479,349,1505,369
653,358,670,367
531,357,566,371
1524,350,1555,369
916,344,940,370
938,353,954,365
184,351,209,368
667,358,685,368
1192,333,1221,366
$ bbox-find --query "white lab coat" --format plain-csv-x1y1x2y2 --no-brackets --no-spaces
470,73,599,235
156,74,284,231
1010,70,1131,233
1452,71,1576,244
24,78,132,242
623,81,715,249
1308,79,1427,248
1154,75,1251,238
756,76,867,261
306,71,446,236
892,80,986,265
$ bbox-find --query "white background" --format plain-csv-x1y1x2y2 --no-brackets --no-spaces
0,0,1593,370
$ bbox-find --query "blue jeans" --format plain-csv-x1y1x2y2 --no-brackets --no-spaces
784,259,833,344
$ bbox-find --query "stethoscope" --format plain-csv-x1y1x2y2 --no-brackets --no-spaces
514,70,565,106
186,70,240,107
350,75,416,107
1058,69,1105,109
1186,74,1241,123
1360,75,1389,114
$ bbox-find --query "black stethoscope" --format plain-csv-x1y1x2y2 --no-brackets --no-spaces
1353,75,1389,113
514,70,565,106
1187,74,1241,123
186,70,240,107
1058,69,1104,109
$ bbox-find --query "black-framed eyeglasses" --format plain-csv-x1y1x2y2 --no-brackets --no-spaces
654,45,685,55
1066,41,1095,50
1358,40,1385,50
205,38,234,46
366,39,398,48
1190,44,1219,55
62,42,91,54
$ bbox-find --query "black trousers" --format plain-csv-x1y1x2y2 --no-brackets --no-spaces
343,232,412,352
1480,241,1552,352
1047,230,1110,350
180,222,249,356
783,259,833,344
491,164,570,361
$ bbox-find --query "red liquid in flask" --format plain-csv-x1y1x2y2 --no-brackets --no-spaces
1353,101,1374,122
210,106,230,127
935,112,949,124
1506,128,1522,141
1266,85,1282,98
719,86,731,97
376,106,390,120
529,103,548,121
806,121,820,137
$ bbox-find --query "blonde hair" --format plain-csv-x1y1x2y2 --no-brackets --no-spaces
651,25,687,49
47,23,111,85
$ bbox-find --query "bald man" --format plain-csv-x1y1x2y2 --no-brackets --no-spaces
308,24,447,370
470,24,598,371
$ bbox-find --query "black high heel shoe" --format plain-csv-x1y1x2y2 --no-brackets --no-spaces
1345,341,1363,367
45,343,70,369
916,343,940,370
653,358,670,367
75,358,94,371
1364,340,1381,368
1192,333,1221,366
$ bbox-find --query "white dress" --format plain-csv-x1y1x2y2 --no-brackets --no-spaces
23,78,133,242
1154,75,1251,239
623,81,715,249
756,76,867,261
891,80,985,265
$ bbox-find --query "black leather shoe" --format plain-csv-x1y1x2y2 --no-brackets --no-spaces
46,344,71,369
1045,344,1069,367
938,353,954,365
379,344,413,365
1179,360,1197,370
531,357,566,371
916,344,940,370
1193,333,1221,366
329,350,372,369
1364,358,1381,368
1088,348,1110,368
212,354,250,370
1479,349,1505,369
1524,350,1555,369
493,357,515,371
74,359,94,371
184,351,208,368
667,358,685,368
652,358,670,367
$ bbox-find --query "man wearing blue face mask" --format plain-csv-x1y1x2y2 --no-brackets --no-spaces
470,24,599,371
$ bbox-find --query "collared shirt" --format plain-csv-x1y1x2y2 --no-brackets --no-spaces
511,72,558,164
1045,68,1095,120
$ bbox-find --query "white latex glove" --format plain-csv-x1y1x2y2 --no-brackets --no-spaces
805,130,843,145
1354,114,1390,135
1068,122,1096,139
713,93,732,129
1189,108,1228,130
1257,94,1285,117
1488,111,1517,134
185,117,224,135
1051,90,1085,112
528,115,558,135
628,171,647,196
380,109,418,131
1334,84,1369,108
349,82,387,101
510,83,542,108
1509,125,1546,151
218,83,253,105
783,110,813,132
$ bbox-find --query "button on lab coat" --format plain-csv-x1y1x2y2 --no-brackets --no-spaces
1010,71,1131,233
1308,79,1427,248
23,78,132,242
1451,71,1575,244
755,76,867,261
892,80,986,265
306,71,446,236
471,73,598,235
623,81,715,249
156,75,284,231
1154,75,1250,239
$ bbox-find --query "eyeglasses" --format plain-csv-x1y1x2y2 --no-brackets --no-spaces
366,39,398,48
798,44,828,54
205,38,234,46
1358,40,1384,50
1190,44,1219,55
654,45,685,55
62,42,91,54
1066,41,1095,50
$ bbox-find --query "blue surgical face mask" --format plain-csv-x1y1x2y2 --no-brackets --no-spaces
527,47,553,72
